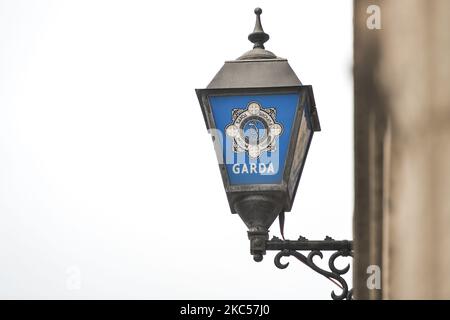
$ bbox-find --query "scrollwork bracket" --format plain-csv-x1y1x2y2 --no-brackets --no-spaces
265,236,353,300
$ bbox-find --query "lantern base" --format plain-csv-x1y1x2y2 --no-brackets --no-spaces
233,194,284,261
233,194,284,230
247,228,269,262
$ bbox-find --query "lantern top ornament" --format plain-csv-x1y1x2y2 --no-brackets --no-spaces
248,8,269,49
238,7,278,60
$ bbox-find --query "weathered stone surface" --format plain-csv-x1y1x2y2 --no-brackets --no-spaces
354,0,450,299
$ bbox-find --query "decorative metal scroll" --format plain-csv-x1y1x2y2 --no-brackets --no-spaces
266,236,353,300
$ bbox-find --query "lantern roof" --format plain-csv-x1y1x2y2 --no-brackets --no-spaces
206,8,303,89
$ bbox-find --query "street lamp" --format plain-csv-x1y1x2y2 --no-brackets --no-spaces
196,8,353,300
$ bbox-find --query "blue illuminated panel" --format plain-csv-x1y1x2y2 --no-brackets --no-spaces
209,93,299,185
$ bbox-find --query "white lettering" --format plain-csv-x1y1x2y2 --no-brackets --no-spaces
180,304,215,318
232,163,276,175
259,163,266,174
366,5,381,30
366,265,382,290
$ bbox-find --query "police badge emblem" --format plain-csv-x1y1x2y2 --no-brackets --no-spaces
225,102,283,159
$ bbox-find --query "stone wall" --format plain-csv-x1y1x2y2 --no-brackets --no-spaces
354,0,450,299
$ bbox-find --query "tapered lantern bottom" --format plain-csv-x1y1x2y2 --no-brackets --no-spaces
233,194,283,261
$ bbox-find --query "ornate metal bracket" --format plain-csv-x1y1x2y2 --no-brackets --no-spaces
265,236,353,300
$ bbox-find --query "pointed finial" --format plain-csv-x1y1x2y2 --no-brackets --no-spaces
248,7,270,49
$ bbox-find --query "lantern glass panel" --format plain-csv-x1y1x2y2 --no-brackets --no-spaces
288,99,313,199
209,93,300,185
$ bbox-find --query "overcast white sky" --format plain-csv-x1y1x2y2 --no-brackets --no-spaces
0,0,353,299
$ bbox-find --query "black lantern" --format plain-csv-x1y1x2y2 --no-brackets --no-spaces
196,8,320,261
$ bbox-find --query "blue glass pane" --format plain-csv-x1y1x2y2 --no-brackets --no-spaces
209,93,299,185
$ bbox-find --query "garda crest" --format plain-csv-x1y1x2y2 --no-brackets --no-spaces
225,102,283,159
